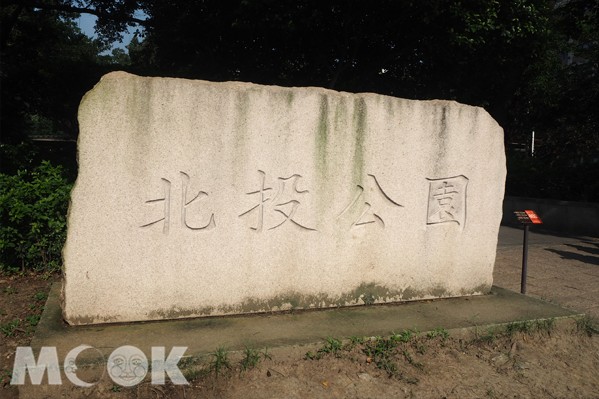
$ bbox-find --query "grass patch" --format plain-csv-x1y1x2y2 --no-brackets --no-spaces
346,335,365,349
3,286,16,295
473,326,498,343
305,337,343,360
239,346,270,372
363,337,399,376
209,346,231,377
178,356,206,382
576,315,599,337
1,319,21,337
391,329,417,343
534,318,555,334
33,291,47,302
506,321,533,335
426,327,449,341
402,349,424,370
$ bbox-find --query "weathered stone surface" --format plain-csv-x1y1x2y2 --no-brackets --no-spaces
62,71,506,325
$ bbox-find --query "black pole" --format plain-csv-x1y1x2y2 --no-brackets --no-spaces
521,224,529,294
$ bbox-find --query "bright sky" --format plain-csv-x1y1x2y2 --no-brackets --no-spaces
77,11,145,53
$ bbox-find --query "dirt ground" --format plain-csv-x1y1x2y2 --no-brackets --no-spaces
1,273,599,399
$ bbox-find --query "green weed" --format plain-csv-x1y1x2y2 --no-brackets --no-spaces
346,335,365,349
426,327,449,340
391,329,416,343
178,357,205,381
576,315,599,337
26,314,40,327
363,337,399,376
209,346,231,377
534,318,555,334
262,347,272,360
0,319,20,337
0,161,72,273
306,337,344,360
506,321,533,335
33,291,47,302
473,326,497,343
240,346,261,371
319,337,343,357
4,286,16,295
1,368,13,385
402,349,424,370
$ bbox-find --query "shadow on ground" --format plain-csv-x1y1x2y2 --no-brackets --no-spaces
545,245,599,267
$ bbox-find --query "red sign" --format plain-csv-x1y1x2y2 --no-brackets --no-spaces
524,210,543,224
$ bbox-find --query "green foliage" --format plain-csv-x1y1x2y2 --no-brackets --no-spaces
33,291,48,302
0,319,21,337
2,0,596,202
426,327,450,341
402,349,424,370
576,315,599,337
534,318,555,334
1,369,13,387
391,329,417,343
3,286,16,295
506,321,533,335
25,314,40,328
209,346,231,377
0,161,72,273
362,337,399,376
473,326,498,343
319,337,343,357
1,5,108,144
347,335,365,349
239,346,262,372
305,337,344,360
176,356,205,381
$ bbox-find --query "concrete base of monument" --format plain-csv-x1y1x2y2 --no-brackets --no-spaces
21,283,581,396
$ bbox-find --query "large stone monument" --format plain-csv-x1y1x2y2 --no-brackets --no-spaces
62,72,506,325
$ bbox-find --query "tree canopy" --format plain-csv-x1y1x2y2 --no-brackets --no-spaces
1,0,598,200
131,0,551,129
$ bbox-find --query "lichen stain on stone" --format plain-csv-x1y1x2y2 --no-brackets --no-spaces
148,305,216,320
286,90,294,107
384,97,396,118
351,97,367,186
125,79,153,137
334,98,348,129
433,105,449,176
315,94,329,176
173,317,233,331
231,90,251,166
437,105,448,138
460,283,492,296
65,313,120,326
143,282,478,321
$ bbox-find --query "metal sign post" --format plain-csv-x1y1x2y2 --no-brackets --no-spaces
513,210,543,294
521,224,529,294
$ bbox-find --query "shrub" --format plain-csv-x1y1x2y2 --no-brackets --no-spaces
0,161,72,273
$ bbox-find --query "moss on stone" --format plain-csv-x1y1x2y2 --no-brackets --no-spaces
143,281,478,321
351,97,367,186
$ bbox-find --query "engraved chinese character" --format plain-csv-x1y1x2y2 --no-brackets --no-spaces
426,175,468,226
180,172,215,230
141,172,215,233
140,178,171,234
338,174,403,229
239,170,316,232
